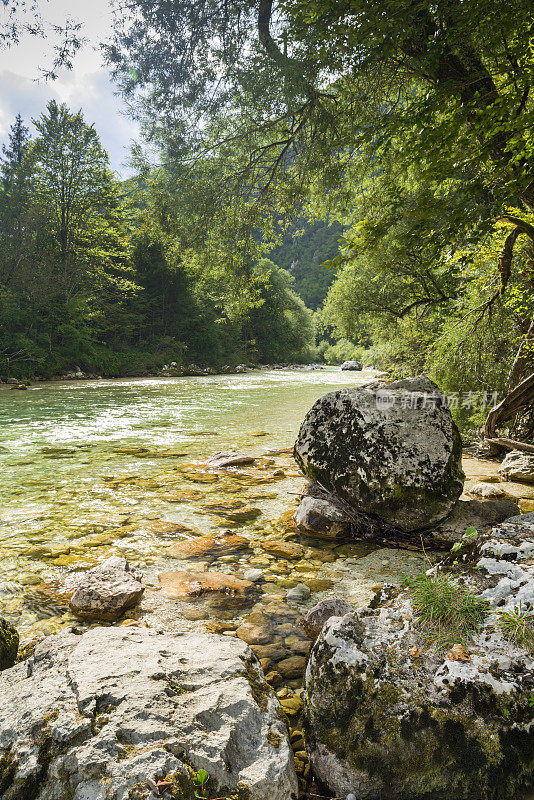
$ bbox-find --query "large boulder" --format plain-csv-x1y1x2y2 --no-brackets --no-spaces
0,619,18,670
0,626,297,800
69,556,145,621
499,450,534,484
340,361,363,371
304,514,534,800
294,376,464,532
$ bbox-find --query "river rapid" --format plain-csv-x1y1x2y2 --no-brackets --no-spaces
0,367,430,644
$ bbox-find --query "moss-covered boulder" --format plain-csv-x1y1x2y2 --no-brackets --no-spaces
294,376,464,532
0,619,18,670
304,514,534,800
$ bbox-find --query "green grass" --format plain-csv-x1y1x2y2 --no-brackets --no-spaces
496,604,534,650
405,571,489,649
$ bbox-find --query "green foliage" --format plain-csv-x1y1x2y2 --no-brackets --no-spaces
268,219,342,309
105,0,534,433
321,338,363,365
247,260,315,363
451,527,479,553
405,570,489,650
193,769,210,799
0,106,317,378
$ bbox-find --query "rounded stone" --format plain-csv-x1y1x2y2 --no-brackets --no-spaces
286,584,311,603
294,376,464,532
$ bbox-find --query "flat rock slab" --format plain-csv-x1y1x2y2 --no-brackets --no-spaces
69,556,145,621
204,450,256,468
0,626,297,800
294,376,464,532
169,533,251,559
159,569,260,607
430,497,519,546
468,481,506,498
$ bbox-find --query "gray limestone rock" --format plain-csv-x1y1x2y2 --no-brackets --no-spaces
304,515,534,800
299,597,354,640
294,495,351,540
430,497,519,546
294,377,464,532
499,450,534,484
69,556,145,621
204,450,255,468
0,626,297,800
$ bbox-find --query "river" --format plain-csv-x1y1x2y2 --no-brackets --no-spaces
0,367,432,642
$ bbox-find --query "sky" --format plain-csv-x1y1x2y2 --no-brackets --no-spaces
0,0,140,176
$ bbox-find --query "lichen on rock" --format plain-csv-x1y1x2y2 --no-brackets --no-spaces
304,513,534,800
294,376,464,532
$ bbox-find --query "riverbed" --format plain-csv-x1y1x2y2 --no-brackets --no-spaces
3,366,532,651
0,368,430,640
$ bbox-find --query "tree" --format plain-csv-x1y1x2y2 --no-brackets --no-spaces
0,3,84,79
247,259,315,362
31,101,131,298
108,0,534,438
0,114,35,288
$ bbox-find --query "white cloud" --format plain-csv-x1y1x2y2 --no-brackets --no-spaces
0,0,140,176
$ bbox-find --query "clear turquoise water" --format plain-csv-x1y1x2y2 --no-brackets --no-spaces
0,368,376,636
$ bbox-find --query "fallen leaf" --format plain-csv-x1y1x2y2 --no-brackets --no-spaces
447,643,470,662
409,646,421,659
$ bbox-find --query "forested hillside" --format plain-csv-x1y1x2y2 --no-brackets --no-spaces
1,0,533,438
268,220,342,309
105,0,533,437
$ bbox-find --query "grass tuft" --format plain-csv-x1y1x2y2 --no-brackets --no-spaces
496,603,534,650
405,571,489,649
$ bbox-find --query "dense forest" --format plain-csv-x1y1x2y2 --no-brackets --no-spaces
1,0,533,437
0,104,317,378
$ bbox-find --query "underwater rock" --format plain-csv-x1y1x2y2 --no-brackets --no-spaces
204,450,256,468
0,618,18,670
304,514,534,800
294,376,464,532
261,540,305,559
0,626,297,800
298,597,354,640
169,532,251,559
69,556,145,621
499,450,534,484
469,481,506,498
159,569,259,608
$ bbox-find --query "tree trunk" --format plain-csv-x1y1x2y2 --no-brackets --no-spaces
484,372,534,449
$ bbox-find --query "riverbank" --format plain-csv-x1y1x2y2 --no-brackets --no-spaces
1,371,534,798
0,362,336,388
